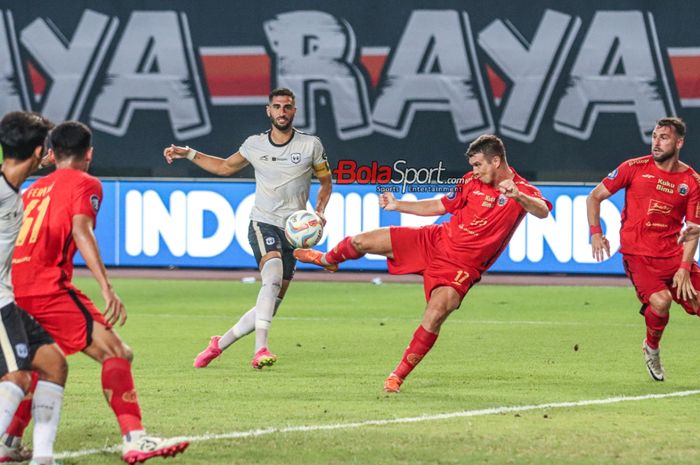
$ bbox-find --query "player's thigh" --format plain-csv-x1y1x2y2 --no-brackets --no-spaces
32,343,67,386
249,221,296,281
623,255,673,305
353,228,393,256
0,303,34,376
83,323,131,363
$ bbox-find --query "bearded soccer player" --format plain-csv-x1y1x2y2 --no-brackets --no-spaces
9,121,188,464
296,134,551,392
587,117,700,382
164,87,332,370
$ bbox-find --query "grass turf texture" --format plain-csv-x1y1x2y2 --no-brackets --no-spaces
42,278,700,465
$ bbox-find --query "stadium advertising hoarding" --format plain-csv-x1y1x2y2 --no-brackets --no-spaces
1,2,700,181
74,180,632,275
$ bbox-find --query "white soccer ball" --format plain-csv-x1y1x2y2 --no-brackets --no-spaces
284,210,323,249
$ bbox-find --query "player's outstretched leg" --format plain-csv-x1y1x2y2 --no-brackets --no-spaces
294,236,367,272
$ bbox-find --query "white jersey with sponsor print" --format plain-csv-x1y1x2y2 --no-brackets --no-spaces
0,175,23,307
239,129,329,228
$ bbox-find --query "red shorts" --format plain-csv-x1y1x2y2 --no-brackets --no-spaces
16,288,110,355
387,225,479,302
622,254,700,315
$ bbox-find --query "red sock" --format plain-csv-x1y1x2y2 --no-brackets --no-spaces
393,326,439,380
644,306,669,350
5,371,38,437
325,236,364,264
102,357,143,435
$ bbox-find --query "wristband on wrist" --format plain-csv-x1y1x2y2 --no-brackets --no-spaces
185,146,197,161
680,261,692,271
589,225,603,236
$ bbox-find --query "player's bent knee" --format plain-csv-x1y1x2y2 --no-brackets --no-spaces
33,344,68,386
649,292,673,312
1,370,31,393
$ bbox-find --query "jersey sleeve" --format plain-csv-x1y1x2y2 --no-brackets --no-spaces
311,137,330,177
517,181,553,211
601,160,635,194
72,176,103,225
441,174,473,213
686,173,700,224
238,136,255,161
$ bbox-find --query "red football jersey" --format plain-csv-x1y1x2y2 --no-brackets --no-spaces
602,155,700,258
12,169,102,297
440,168,552,272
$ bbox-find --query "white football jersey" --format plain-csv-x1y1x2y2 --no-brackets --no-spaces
0,175,23,308
239,129,329,228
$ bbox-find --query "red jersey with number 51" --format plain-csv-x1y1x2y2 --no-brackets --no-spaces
12,169,102,297
602,155,700,258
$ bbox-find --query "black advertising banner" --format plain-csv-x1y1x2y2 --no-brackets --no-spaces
0,0,697,181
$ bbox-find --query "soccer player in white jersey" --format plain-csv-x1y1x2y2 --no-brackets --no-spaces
164,88,332,369
0,111,68,465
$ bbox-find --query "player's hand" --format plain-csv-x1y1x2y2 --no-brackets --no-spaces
102,287,127,326
163,144,191,164
672,268,698,302
315,210,327,227
380,192,398,210
498,179,520,198
678,224,700,243
590,233,610,262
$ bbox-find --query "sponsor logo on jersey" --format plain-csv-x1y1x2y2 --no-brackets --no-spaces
607,169,618,179
648,198,673,215
291,152,301,164
679,183,689,196
642,174,655,179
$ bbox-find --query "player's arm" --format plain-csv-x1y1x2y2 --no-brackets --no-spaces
163,144,250,177
497,180,549,219
673,225,699,301
380,192,446,216
586,183,613,262
72,214,126,326
314,173,332,224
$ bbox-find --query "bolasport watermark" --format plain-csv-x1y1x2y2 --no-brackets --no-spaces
333,160,465,193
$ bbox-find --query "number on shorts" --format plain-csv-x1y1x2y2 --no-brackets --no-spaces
453,270,470,285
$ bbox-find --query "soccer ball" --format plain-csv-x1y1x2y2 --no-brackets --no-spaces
284,210,323,248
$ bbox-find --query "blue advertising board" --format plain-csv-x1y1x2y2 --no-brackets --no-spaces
62,179,633,275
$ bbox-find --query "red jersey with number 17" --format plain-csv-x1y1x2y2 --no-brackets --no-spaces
12,169,102,298
602,155,700,258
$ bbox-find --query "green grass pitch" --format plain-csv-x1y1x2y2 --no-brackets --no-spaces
41,277,700,464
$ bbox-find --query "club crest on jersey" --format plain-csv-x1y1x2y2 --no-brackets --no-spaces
607,169,618,180
291,153,301,164
679,183,689,196
497,194,507,206
90,195,100,213
446,188,458,200
15,343,28,358
265,237,275,246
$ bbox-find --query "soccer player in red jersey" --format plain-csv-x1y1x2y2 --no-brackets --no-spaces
8,121,188,464
587,117,700,382
295,134,552,392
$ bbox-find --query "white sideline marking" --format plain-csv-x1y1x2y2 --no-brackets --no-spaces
56,389,700,460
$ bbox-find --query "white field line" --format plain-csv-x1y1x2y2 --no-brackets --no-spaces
142,313,639,328
56,389,700,460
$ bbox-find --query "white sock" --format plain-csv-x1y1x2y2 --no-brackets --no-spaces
255,258,282,351
0,381,24,434
219,298,284,350
31,381,64,462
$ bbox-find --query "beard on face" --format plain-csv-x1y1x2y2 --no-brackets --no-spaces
270,114,293,131
652,149,676,163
